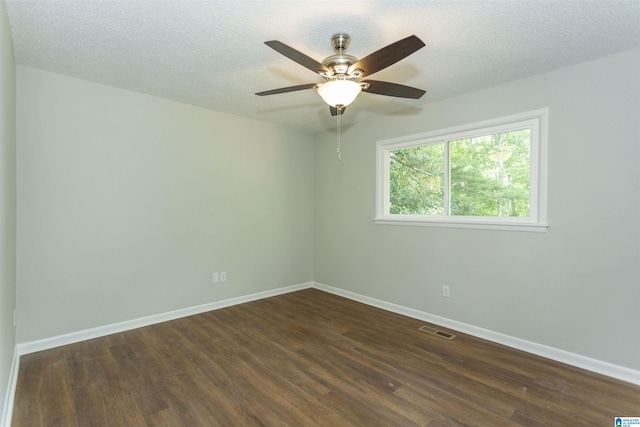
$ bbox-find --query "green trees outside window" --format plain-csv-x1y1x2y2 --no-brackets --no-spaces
389,129,531,217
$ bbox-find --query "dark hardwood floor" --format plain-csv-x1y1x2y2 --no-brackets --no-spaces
12,288,640,426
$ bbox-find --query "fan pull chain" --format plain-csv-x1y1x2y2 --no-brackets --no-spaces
336,105,342,160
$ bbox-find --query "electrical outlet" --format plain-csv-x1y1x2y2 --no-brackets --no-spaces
220,272,227,282
442,285,450,298
212,272,219,283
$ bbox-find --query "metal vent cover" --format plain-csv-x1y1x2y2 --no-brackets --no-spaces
419,325,456,340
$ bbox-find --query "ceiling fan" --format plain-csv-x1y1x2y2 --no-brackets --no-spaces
256,34,426,116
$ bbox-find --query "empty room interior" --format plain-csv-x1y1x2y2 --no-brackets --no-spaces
1,0,639,425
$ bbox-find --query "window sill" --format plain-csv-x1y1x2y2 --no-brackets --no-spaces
373,217,549,232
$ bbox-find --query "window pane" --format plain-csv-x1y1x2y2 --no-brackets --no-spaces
449,130,530,217
389,144,445,215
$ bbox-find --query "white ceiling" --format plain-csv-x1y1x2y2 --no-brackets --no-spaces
5,0,640,133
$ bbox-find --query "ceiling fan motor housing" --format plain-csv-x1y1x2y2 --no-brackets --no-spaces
322,34,359,76
322,54,358,76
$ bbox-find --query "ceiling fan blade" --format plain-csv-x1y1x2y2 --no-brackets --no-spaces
348,35,425,78
255,83,318,96
265,40,331,75
329,106,346,116
362,80,426,99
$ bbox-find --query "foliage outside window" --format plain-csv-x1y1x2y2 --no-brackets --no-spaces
375,110,548,231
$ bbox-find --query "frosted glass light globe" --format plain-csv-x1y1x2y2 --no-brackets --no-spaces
317,80,361,107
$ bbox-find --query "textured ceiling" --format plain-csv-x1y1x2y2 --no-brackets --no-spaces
5,0,640,133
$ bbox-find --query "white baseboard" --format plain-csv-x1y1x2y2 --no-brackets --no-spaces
13,280,640,388
1,346,19,427
17,282,313,356
312,282,640,386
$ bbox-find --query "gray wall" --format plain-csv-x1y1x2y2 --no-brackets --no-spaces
0,0,16,419
16,67,315,343
314,49,640,370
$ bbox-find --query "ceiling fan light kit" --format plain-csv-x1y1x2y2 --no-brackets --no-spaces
317,79,361,108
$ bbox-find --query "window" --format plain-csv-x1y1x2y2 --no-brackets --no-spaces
375,109,548,232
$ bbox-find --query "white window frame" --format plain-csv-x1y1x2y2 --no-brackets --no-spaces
374,108,549,232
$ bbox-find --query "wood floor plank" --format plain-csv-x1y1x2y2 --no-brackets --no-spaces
12,288,640,426
13,348,77,426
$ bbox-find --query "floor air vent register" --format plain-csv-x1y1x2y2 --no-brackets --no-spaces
419,325,456,340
